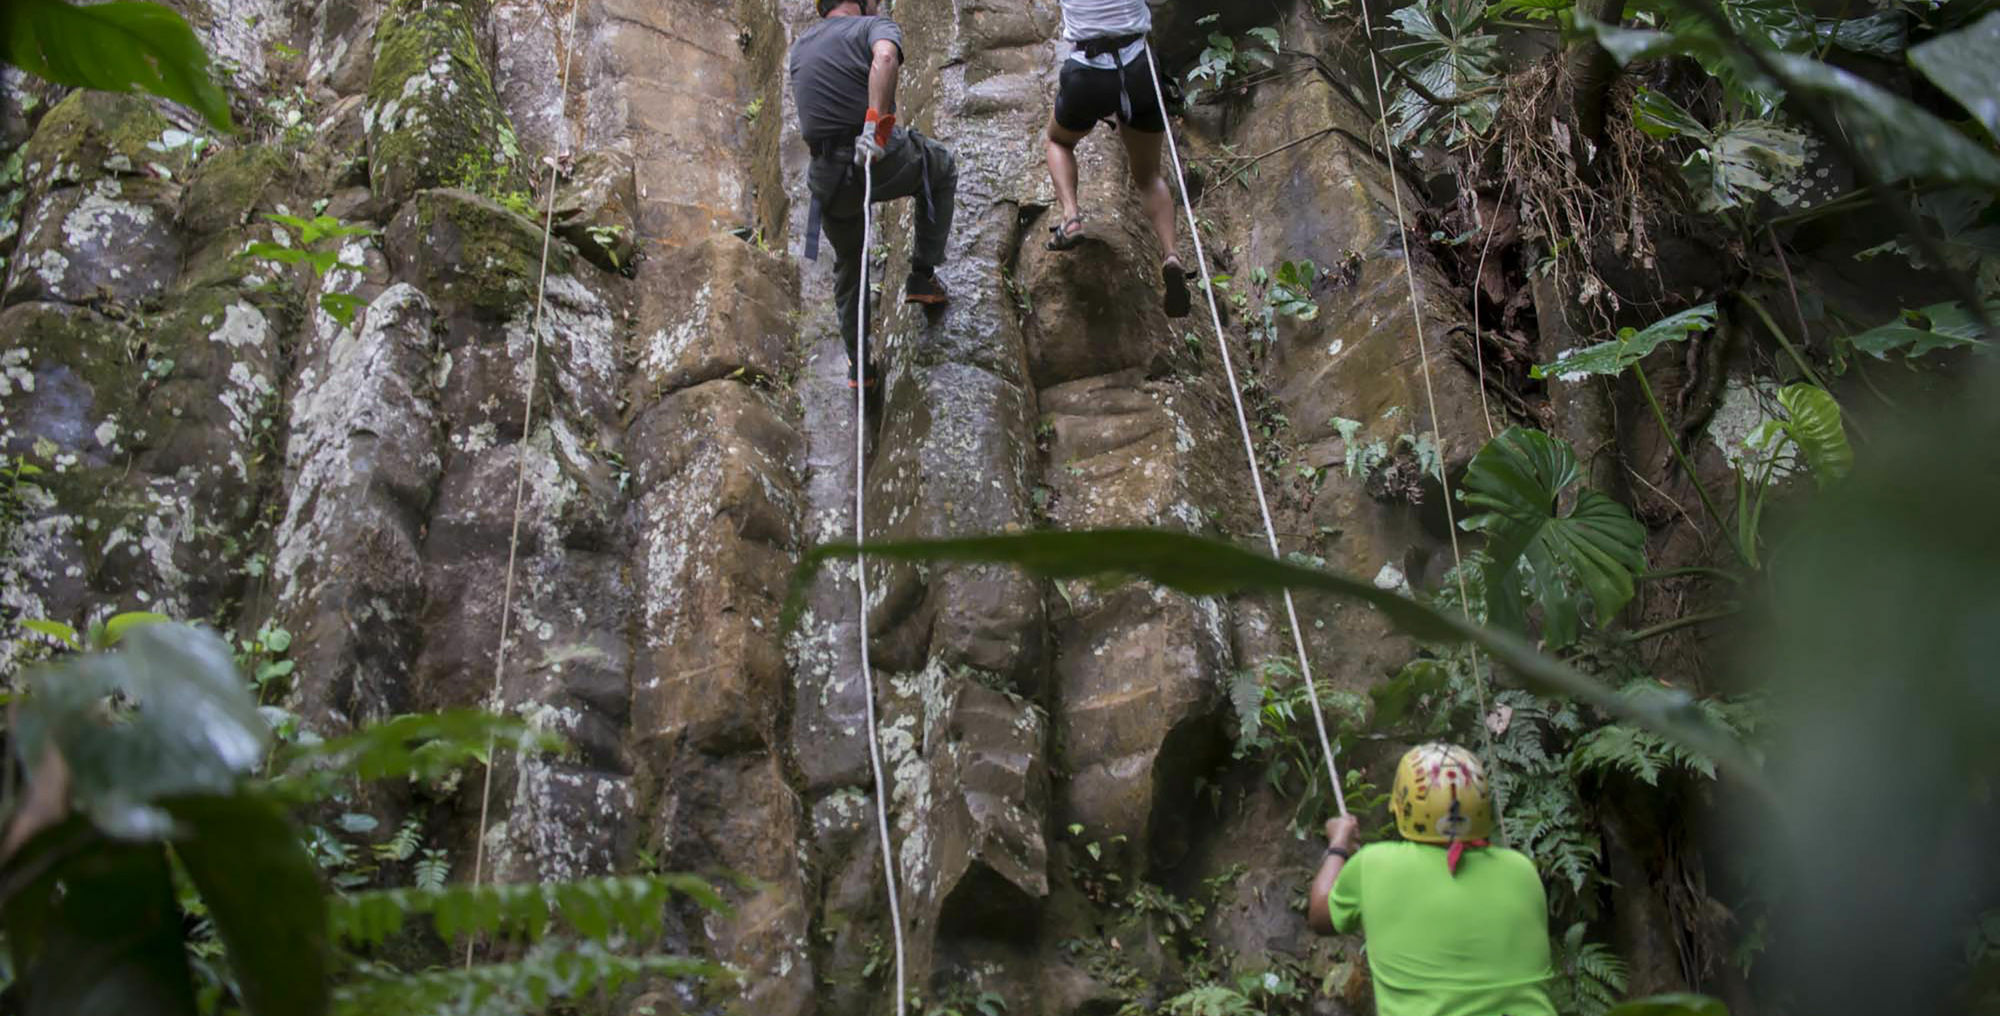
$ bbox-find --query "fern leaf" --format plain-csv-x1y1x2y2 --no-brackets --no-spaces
333,942,724,1016
273,710,565,799
328,874,727,948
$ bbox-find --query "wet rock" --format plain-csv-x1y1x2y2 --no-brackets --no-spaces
366,0,526,205
19,92,187,199
5,177,183,308
627,379,802,757
1017,158,1177,387
385,187,563,322
489,0,573,165
274,283,444,732
631,232,794,400
1055,583,1230,861
574,0,757,245
552,150,639,274
1040,369,1232,533
1230,72,1487,451
488,760,634,884
641,751,814,1016
867,363,1044,684
790,337,872,794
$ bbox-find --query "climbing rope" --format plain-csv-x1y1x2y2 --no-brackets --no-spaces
1343,0,1508,829
1142,45,1347,818
466,0,583,968
852,156,910,1016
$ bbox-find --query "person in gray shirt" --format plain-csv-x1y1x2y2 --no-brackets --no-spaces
1043,0,1190,318
791,0,957,389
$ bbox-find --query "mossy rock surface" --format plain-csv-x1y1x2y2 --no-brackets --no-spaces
181,145,292,238
21,92,192,195
385,187,566,319
366,0,526,205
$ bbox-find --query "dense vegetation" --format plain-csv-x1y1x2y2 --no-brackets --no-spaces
1,0,1995,1014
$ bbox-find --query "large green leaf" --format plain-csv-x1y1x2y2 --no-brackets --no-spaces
1840,301,1994,360
1775,385,1851,488
12,624,268,839
167,795,328,1016
1908,10,2000,140
1767,52,2000,189
0,0,232,131
2,824,198,1016
1531,304,1717,381
788,528,1756,786
1608,995,1731,1016
1459,428,1649,646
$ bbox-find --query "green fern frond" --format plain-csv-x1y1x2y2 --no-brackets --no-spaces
413,849,450,891
328,874,726,948
333,942,724,1016
374,818,424,862
272,710,566,799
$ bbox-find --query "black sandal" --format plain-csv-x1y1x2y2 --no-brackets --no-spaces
1046,214,1086,251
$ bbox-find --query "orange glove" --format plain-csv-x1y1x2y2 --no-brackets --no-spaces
865,108,895,148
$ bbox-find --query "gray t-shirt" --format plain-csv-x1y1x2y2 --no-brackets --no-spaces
789,16,904,144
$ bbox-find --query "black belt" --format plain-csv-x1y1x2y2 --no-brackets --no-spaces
1075,32,1142,58
799,129,934,263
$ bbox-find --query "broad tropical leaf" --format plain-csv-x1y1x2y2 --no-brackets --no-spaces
789,528,1757,787
1908,11,2000,139
1768,52,2000,189
1775,385,1851,488
167,794,329,1016
1840,301,1993,360
1459,428,1648,647
1386,0,1501,143
1,824,198,1016
0,0,232,130
12,624,267,839
1532,305,1717,381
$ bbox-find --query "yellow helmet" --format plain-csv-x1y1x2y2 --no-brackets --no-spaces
1392,743,1493,843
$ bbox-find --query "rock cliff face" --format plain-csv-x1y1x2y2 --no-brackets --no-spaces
0,0,1488,1012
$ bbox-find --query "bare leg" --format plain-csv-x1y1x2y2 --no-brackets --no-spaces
1046,114,1090,226
1119,126,1179,267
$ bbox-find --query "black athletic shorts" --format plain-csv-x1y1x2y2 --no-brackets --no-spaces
1053,54,1166,134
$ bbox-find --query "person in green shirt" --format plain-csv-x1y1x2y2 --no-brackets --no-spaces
1307,742,1558,1016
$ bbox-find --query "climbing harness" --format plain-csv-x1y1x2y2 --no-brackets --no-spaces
1141,44,1347,818
467,0,583,967
851,154,910,1016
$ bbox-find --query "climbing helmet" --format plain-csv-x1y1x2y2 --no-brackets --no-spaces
1391,742,1493,844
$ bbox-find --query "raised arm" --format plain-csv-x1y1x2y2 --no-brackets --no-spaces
1308,815,1360,934
867,37,900,116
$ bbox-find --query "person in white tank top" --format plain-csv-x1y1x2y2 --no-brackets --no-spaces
1044,0,1190,318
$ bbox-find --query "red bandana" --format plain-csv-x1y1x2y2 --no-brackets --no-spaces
1446,839,1490,875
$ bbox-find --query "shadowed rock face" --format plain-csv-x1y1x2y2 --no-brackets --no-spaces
0,0,1488,1012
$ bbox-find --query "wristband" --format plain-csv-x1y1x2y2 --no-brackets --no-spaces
1325,845,1353,860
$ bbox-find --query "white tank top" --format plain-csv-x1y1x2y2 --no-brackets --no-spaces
1060,0,1150,69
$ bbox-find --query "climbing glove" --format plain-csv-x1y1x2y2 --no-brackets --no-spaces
854,108,894,166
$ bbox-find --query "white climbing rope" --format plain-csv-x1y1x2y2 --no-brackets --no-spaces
1344,0,1506,828
466,0,583,968
1143,44,1347,818
852,155,909,1016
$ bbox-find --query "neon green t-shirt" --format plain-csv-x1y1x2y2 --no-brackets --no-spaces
1328,841,1558,1016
